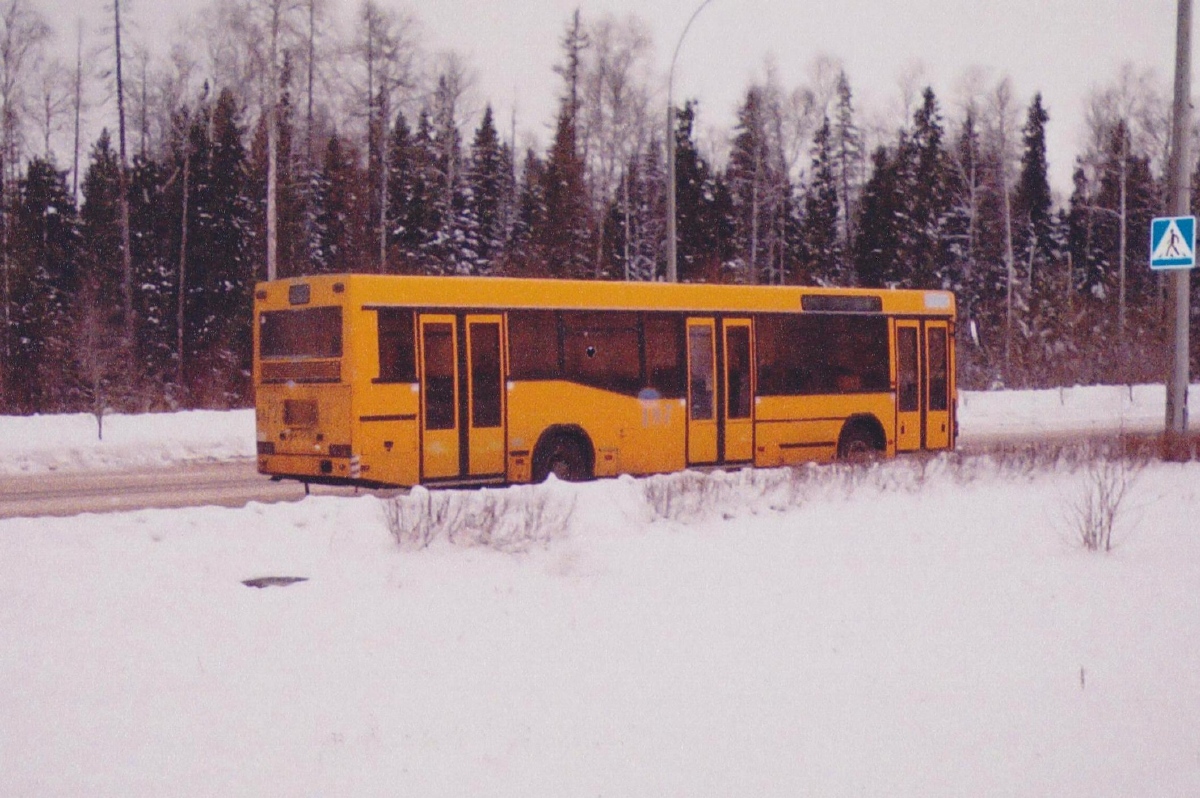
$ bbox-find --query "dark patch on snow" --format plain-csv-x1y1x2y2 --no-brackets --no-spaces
242,576,309,588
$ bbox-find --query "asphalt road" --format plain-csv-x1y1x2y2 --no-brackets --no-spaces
1,431,1194,520
0,459,374,520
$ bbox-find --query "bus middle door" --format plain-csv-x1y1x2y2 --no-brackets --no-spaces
686,318,718,465
418,315,460,479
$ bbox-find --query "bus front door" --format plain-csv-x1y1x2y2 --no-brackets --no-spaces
895,320,922,452
686,318,718,465
419,315,460,479
924,319,951,450
895,318,953,452
465,315,506,477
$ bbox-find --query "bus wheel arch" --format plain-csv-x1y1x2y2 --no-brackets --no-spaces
531,426,595,482
837,415,886,461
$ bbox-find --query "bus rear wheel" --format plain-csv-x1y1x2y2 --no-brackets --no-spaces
837,423,882,462
532,435,591,482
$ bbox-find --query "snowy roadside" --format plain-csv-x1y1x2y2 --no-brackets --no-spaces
1,456,1197,795
1,384,1196,477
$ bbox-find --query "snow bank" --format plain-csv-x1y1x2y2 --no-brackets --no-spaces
2,457,1198,796
0,409,255,475
959,383,1200,440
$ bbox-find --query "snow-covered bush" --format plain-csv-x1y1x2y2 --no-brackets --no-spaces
382,482,575,552
1064,451,1145,553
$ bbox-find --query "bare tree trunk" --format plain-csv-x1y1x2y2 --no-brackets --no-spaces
114,0,135,350
1117,132,1128,335
265,1,280,282
378,76,388,273
750,144,761,285
72,19,82,201
1003,166,1015,372
177,120,190,394
305,0,314,165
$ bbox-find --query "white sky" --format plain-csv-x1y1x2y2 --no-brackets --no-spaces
42,0,1182,195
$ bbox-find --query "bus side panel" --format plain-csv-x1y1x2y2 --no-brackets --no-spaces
754,393,896,466
505,381,686,481
353,383,421,486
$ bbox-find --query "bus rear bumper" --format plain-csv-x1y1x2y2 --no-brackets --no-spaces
258,452,362,482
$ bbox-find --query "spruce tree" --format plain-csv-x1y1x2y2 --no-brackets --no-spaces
905,87,951,288
854,145,903,288
1013,94,1053,294
798,116,843,285
673,101,729,282
831,71,864,274
468,105,510,273
538,104,591,278
509,149,548,275
8,158,79,412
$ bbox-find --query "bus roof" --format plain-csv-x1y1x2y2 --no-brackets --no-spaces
255,273,956,317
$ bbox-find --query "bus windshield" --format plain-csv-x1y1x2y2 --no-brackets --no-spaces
259,307,342,359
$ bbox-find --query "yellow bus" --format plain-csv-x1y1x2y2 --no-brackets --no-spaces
253,274,956,487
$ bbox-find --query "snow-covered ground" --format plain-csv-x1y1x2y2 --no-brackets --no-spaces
1,386,1198,796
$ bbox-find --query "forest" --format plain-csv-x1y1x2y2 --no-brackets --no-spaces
1,0,1196,415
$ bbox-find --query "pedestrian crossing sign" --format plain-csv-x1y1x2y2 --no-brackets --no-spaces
1150,216,1196,269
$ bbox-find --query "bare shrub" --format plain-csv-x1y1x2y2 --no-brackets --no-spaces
1063,449,1145,552
382,484,575,552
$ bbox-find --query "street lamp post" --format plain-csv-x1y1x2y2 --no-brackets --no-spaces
666,0,716,283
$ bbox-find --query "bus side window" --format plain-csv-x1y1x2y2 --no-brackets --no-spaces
509,311,562,380
643,313,685,398
376,309,416,383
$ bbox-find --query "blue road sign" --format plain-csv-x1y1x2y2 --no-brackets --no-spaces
1150,216,1196,269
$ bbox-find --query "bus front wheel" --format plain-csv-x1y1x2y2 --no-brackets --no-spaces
532,434,591,483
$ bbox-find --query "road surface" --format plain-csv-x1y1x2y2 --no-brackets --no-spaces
1,431,1193,519
0,459,376,520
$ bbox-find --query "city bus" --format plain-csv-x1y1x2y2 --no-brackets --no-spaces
253,274,956,488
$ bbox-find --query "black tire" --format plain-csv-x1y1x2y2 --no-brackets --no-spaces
837,423,880,462
532,435,591,482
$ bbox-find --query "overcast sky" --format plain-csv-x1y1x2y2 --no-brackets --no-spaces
43,0,1182,195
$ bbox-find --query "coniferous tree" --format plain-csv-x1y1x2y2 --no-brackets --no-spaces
830,70,864,274
854,145,904,288
509,148,548,275
798,116,843,285
673,101,731,282
128,151,176,400
1012,93,1054,292
76,129,129,418
311,132,364,274
467,104,509,273
726,86,781,284
904,87,952,288
385,108,416,272
190,87,253,404
538,104,592,278
7,158,78,412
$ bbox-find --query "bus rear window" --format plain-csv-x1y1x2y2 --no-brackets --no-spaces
260,307,343,359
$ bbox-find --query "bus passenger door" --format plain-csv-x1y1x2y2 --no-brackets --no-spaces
419,315,460,479
894,320,922,452
924,320,951,450
686,318,718,465
466,315,505,477
722,319,753,463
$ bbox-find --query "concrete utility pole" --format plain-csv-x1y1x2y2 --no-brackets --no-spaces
665,0,715,283
1164,0,1193,460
